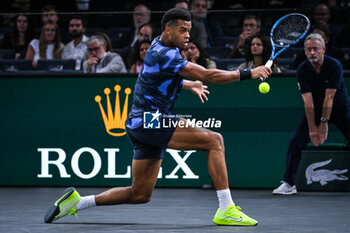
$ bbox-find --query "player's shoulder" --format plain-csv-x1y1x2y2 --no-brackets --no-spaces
148,37,180,59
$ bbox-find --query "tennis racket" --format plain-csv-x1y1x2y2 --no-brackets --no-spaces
260,13,310,80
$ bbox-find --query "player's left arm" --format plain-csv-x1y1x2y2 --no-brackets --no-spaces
182,79,210,103
319,88,337,144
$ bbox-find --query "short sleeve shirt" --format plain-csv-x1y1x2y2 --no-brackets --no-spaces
127,36,188,129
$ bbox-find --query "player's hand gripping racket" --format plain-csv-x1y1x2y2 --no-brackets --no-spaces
259,13,310,81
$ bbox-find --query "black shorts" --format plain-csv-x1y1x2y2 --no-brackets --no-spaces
125,117,179,159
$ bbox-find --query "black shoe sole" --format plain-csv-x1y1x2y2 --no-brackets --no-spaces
44,187,76,223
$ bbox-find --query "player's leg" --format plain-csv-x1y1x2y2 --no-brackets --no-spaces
95,158,162,205
167,124,228,190
167,121,257,226
44,158,162,223
273,115,309,195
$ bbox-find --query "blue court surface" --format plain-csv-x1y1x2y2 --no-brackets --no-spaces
0,187,349,233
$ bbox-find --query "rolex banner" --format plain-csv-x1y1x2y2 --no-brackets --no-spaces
0,76,348,188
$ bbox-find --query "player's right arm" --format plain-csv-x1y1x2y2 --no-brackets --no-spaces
179,62,271,84
301,92,320,146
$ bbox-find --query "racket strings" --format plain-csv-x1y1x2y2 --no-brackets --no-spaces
272,15,309,47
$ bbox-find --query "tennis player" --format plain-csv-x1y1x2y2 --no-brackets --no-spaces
45,8,271,226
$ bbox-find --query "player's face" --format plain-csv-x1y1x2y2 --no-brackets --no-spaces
250,37,263,56
169,20,191,49
139,42,150,61
304,39,325,65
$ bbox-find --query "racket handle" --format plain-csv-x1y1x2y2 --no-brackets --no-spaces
259,60,273,81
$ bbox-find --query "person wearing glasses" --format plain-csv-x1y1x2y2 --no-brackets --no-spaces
273,33,350,195
25,20,64,68
62,15,89,70
83,35,126,73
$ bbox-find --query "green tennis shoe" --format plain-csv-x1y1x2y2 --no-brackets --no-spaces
44,187,82,223
213,204,258,226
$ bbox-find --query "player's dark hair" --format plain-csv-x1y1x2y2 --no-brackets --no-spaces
161,8,191,31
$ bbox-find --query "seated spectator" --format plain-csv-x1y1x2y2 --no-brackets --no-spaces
40,4,70,44
181,39,216,69
190,0,225,47
1,14,35,59
129,39,152,73
238,34,282,73
25,21,64,68
293,22,346,69
228,15,261,58
83,35,127,73
62,15,89,70
120,23,154,69
175,0,207,48
312,3,339,46
118,4,151,48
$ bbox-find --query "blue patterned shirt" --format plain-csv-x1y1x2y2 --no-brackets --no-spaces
127,36,188,129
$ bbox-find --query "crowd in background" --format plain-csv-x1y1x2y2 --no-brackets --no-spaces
1,0,350,73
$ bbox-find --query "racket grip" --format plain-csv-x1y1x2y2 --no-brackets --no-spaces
259,60,273,81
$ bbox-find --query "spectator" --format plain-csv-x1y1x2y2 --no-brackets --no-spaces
293,22,346,69
175,0,207,48
120,23,154,69
190,0,225,47
41,5,59,25
228,15,261,58
25,20,64,68
312,3,339,46
94,32,113,52
313,3,331,24
181,38,216,69
238,34,282,73
83,35,127,73
129,39,152,73
118,4,151,48
1,14,35,59
62,15,89,70
40,4,70,43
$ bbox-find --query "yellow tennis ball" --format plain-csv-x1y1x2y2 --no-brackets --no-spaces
259,82,270,94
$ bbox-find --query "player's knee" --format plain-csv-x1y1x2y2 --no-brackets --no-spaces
132,193,152,204
209,132,224,151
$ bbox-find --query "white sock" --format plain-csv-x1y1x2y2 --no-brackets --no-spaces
216,189,234,212
76,195,96,211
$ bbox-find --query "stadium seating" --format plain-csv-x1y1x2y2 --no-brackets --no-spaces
0,49,15,59
214,58,245,70
37,59,76,71
0,59,32,72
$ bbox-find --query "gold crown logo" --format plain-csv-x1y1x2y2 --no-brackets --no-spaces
95,85,132,137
